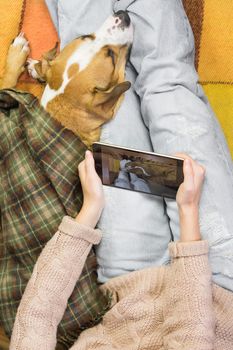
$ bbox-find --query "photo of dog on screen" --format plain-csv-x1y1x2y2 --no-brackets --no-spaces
99,148,184,198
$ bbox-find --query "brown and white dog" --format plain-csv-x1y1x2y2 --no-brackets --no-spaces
1,11,133,147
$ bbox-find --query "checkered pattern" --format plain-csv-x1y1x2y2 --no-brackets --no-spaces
0,89,111,349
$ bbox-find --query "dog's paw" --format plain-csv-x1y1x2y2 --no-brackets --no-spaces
12,32,29,50
6,33,30,74
27,58,41,80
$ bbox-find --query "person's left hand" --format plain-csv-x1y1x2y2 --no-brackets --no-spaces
175,153,205,242
75,150,105,228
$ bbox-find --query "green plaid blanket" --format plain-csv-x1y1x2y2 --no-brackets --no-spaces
0,89,110,349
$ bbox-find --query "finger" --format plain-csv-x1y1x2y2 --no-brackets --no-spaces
176,153,204,179
183,158,194,191
174,153,195,183
85,150,96,175
195,164,206,187
200,165,206,175
189,159,205,183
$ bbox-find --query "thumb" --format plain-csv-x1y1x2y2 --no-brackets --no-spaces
85,150,95,173
183,158,194,191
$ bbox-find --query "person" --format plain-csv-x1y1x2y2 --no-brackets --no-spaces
10,151,233,349
45,0,233,291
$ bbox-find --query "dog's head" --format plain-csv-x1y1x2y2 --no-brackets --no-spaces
36,11,133,120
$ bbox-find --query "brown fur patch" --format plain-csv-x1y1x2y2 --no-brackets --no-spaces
47,39,84,90
67,63,79,79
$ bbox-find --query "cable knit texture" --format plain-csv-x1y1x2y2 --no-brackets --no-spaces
10,216,233,350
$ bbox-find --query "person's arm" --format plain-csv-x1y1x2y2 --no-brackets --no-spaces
163,156,215,349
164,240,215,349
10,151,105,350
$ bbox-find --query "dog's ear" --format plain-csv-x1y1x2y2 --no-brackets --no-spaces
94,81,131,113
32,60,50,82
32,43,59,82
42,42,59,61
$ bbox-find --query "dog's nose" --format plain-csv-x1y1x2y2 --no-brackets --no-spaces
114,10,131,27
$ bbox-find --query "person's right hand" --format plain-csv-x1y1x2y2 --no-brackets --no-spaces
175,154,205,242
75,150,105,228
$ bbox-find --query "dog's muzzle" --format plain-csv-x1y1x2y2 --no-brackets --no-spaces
95,10,133,46
114,10,131,28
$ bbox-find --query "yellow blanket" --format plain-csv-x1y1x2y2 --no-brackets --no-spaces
184,0,233,156
0,0,24,87
0,0,58,98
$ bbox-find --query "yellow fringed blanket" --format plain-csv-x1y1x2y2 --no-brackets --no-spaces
0,0,58,98
183,0,233,156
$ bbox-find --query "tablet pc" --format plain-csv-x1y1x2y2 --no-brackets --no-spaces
93,142,184,199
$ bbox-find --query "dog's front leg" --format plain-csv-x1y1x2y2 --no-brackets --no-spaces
1,33,30,89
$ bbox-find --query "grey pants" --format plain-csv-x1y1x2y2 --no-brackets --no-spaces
46,0,233,290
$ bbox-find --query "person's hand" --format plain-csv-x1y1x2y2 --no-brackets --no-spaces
176,154,205,209
175,154,205,242
75,150,105,228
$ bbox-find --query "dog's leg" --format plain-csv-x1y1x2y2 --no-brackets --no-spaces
1,33,30,89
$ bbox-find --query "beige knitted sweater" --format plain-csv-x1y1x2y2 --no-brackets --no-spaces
10,216,233,350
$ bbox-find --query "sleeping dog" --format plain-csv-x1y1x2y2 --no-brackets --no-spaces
1,11,133,147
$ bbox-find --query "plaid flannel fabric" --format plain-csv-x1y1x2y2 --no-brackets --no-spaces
0,89,111,349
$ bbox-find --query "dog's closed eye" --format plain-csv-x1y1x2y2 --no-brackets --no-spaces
107,48,116,66
81,34,96,41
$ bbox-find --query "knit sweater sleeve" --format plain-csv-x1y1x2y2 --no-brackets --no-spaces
163,240,215,350
9,216,102,350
